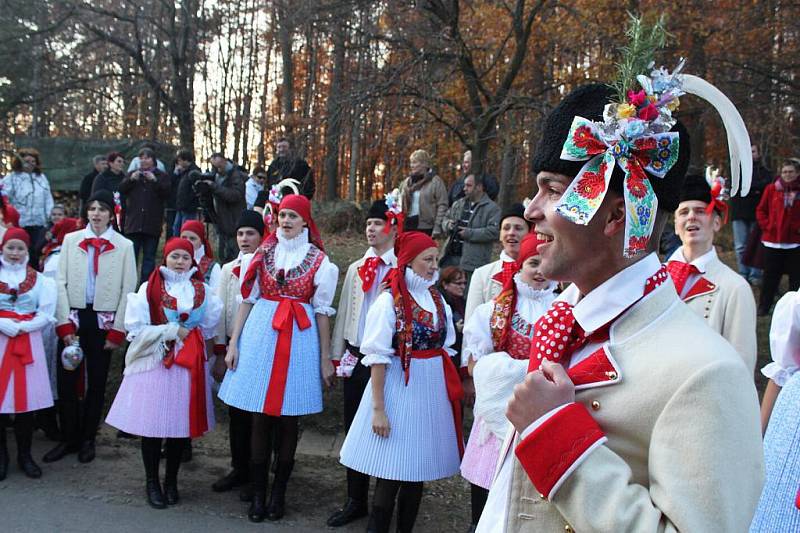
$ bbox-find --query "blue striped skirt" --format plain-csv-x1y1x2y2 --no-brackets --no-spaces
218,298,322,416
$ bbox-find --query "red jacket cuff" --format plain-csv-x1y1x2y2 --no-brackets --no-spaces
106,329,126,345
214,344,227,356
514,403,605,499
56,323,76,339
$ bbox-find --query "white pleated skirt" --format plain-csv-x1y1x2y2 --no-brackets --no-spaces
339,356,461,482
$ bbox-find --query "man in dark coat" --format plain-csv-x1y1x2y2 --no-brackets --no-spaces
265,138,315,199
194,153,247,262
79,156,108,213
172,149,201,237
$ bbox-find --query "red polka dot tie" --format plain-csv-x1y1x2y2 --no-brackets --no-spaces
666,261,699,295
358,256,384,292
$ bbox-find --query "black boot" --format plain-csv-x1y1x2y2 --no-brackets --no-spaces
212,469,248,492
0,421,8,481
327,498,369,527
367,506,393,533
142,438,166,509
43,401,79,463
77,439,96,463
164,438,185,505
36,407,61,442
15,414,42,479
395,482,423,533
181,440,192,463
266,460,294,521
247,462,268,522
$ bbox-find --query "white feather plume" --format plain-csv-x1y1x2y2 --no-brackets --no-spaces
678,74,752,196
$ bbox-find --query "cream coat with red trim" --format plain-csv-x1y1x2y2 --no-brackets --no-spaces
504,282,764,532
215,255,246,343
55,229,137,337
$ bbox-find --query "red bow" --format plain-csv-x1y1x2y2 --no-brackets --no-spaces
79,237,114,275
358,257,384,292
492,260,517,285
0,311,35,412
705,180,729,224
384,211,405,234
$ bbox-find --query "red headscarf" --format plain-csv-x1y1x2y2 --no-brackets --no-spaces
2,227,30,248
390,231,438,383
146,238,202,323
274,194,324,252
39,217,80,269
2,203,20,228
491,233,546,351
180,220,213,260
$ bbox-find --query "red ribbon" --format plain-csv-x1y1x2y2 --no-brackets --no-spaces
79,237,114,275
165,328,208,438
705,180,729,224
384,211,405,234
0,310,35,412
410,348,465,457
262,297,312,416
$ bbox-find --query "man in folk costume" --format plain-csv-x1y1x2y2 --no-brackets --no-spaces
327,197,399,528
211,210,264,495
667,174,757,372
478,26,764,532
464,203,531,321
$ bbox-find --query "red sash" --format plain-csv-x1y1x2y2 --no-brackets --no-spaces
0,310,35,412
410,348,465,457
262,296,312,416
164,328,208,438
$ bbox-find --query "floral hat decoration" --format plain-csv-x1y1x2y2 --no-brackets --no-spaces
383,188,404,234
554,15,752,257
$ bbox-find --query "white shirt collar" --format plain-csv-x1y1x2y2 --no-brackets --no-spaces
560,253,662,334
364,247,397,267
499,250,515,263
194,245,205,263
513,272,557,302
82,225,114,240
404,267,438,294
667,246,716,274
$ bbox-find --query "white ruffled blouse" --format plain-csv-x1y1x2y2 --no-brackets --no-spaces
0,257,56,336
124,266,223,341
239,228,339,316
360,268,456,367
761,290,800,386
463,273,557,364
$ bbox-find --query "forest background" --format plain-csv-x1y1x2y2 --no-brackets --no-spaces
0,0,797,203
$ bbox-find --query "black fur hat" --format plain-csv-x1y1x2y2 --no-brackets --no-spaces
679,174,712,205
366,200,388,221
500,203,531,228
532,84,691,212
236,209,265,236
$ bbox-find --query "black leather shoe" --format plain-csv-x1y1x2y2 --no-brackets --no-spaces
42,442,78,463
146,479,167,509
17,453,42,479
239,483,253,502
77,440,96,464
164,481,180,505
327,498,369,527
211,469,247,492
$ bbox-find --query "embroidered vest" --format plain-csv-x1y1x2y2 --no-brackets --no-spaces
489,289,536,360
392,288,447,352
258,243,325,303
198,256,214,284
0,268,41,314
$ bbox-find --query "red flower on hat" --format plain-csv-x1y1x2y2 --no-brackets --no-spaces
575,169,606,200
637,103,659,121
627,89,647,107
627,176,648,199
573,125,606,153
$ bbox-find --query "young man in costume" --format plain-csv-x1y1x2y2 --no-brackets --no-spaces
478,54,763,532
667,174,757,371
327,198,398,528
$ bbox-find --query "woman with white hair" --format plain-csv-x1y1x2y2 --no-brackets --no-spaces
398,150,448,237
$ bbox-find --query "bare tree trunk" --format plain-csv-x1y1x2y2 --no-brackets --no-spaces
322,16,346,200
277,0,295,143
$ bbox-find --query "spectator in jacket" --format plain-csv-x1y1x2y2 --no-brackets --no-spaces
4,148,55,266
265,138,315,199
118,148,171,283
441,174,501,279
195,153,246,262
172,149,201,237
398,149,449,236
756,158,800,315
127,143,166,173
246,167,267,210
91,152,127,208
448,150,499,205
79,155,108,213
732,145,773,282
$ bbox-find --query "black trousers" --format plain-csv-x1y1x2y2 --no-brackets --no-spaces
343,344,371,503
24,225,46,267
57,307,112,445
759,246,800,312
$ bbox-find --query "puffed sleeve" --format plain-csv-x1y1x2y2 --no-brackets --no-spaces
462,301,496,365
239,253,261,303
207,263,222,294
200,286,223,340
124,282,153,340
761,291,800,386
360,291,397,366
18,276,57,332
311,255,339,316
441,297,457,357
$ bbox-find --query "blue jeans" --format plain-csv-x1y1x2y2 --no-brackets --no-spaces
128,233,159,284
732,219,762,279
172,210,197,238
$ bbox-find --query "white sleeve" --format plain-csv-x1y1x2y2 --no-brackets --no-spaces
123,282,153,340
0,319,19,337
360,291,397,366
762,291,800,386
462,301,495,365
18,276,57,332
311,256,339,316
207,263,222,294
239,253,261,303
442,298,457,357
200,287,223,340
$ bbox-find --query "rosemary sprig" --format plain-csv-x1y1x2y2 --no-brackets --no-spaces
610,13,671,103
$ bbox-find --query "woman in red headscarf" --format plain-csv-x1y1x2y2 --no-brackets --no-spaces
40,217,80,276
106,237,222,510
459,232,556,528
219,194,339,523
179,220,222,292
339,231,462,533
0,228,57,481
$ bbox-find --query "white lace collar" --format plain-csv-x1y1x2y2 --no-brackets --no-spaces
159,266,198,285
277,228,309,252
514,272,557,301
0,256,29,286
194,245,206,263
404,267,438,293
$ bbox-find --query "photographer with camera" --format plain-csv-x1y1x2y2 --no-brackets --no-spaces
118,148,170,283
193,153,246,263
172,149,201,237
